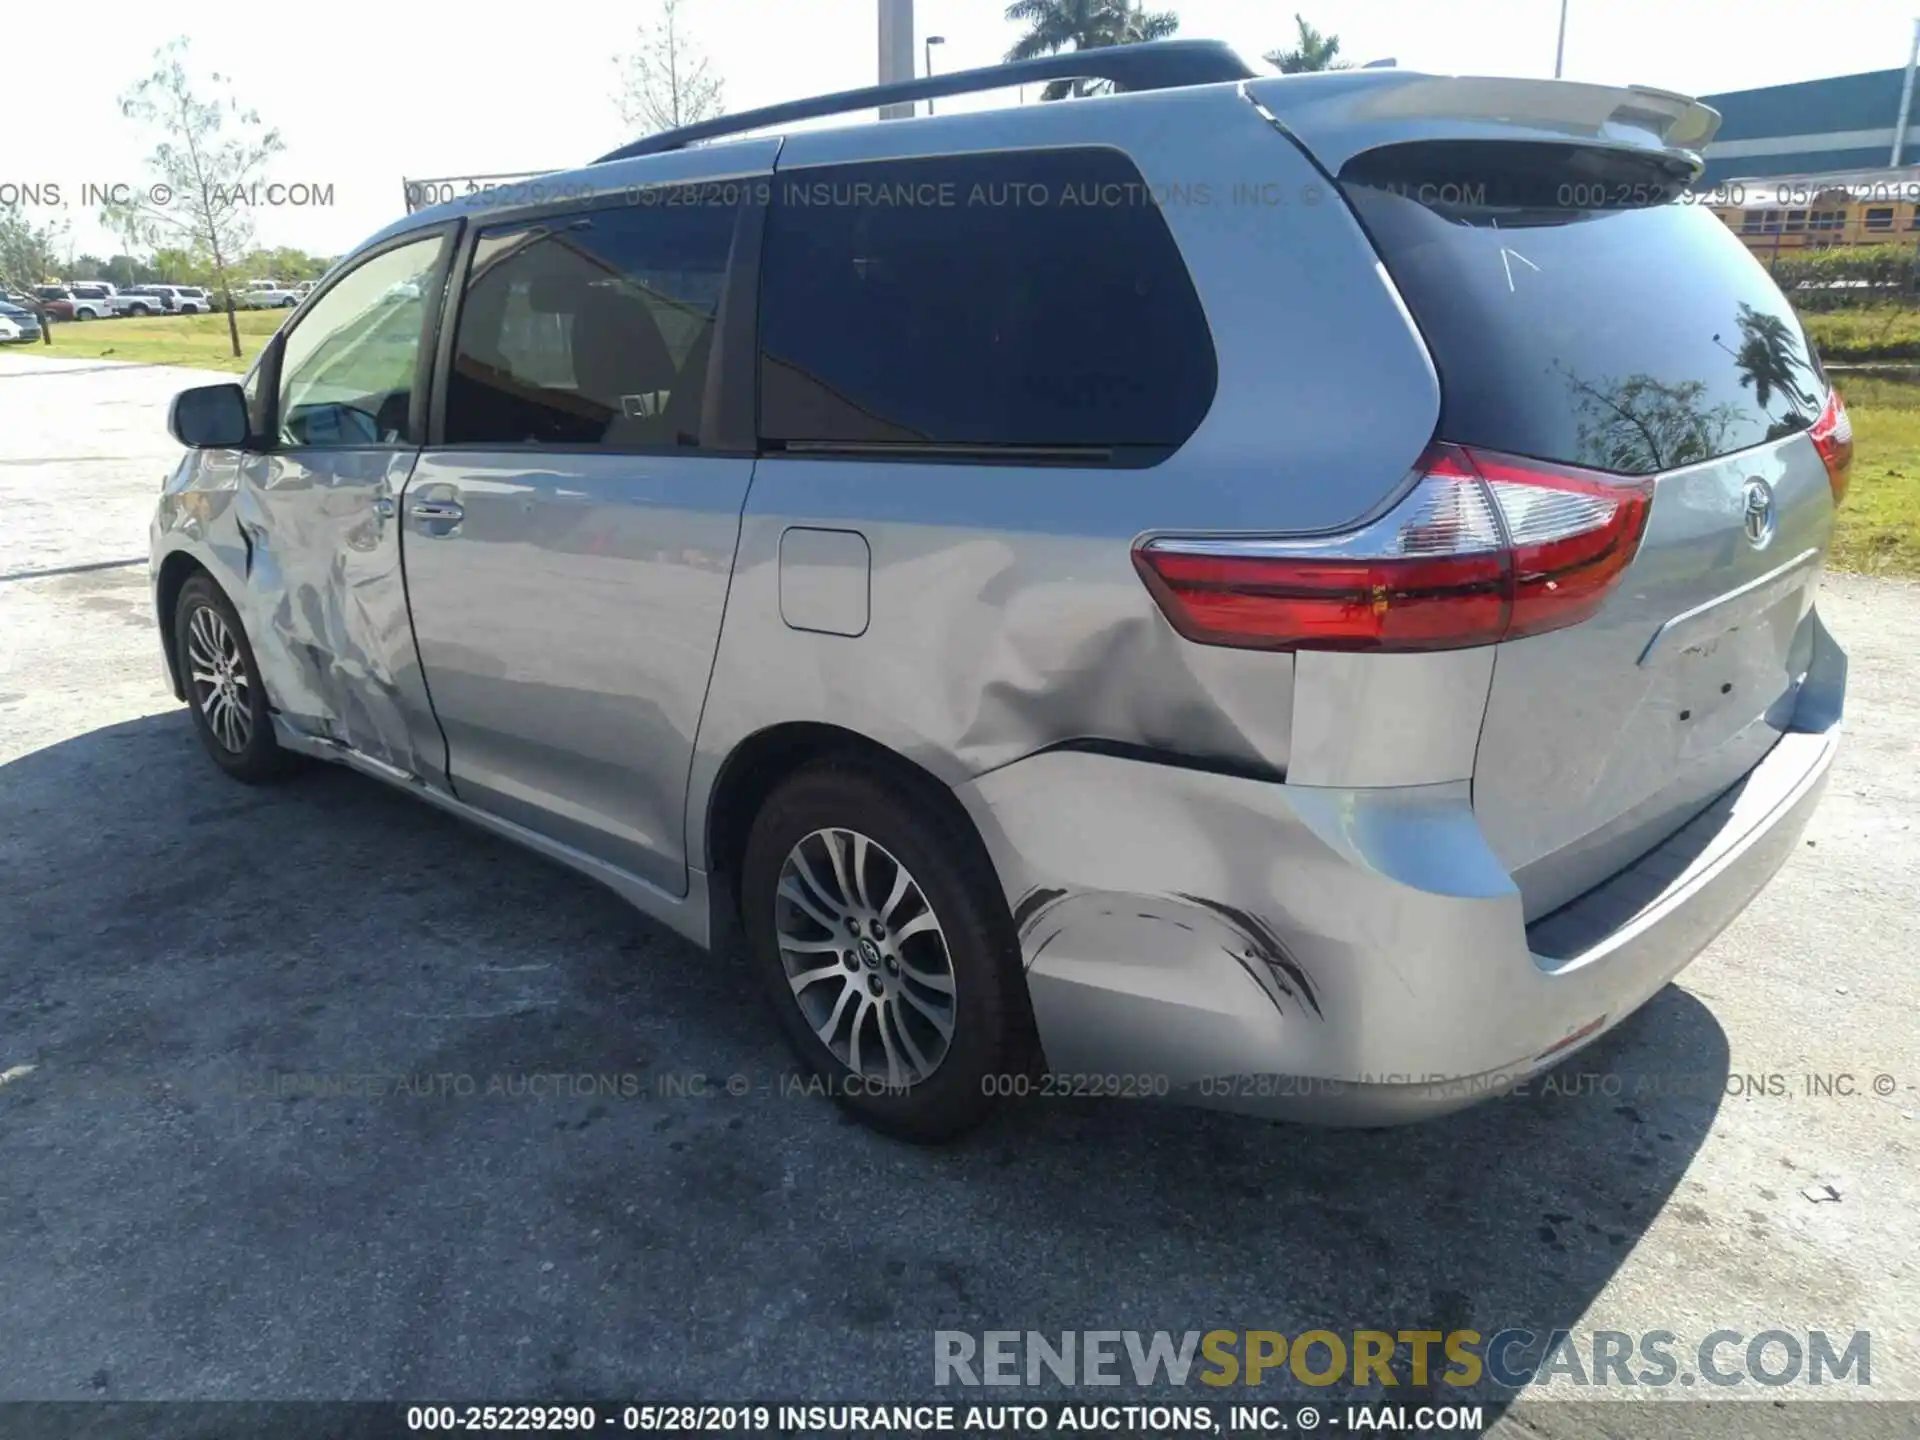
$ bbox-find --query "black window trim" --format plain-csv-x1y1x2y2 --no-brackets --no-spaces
253,218,463,453
424,183,766,457
752,144,1215,471
770,439,1178,469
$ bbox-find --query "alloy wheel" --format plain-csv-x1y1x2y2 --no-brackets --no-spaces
184,603,254,754
773,827,958,1089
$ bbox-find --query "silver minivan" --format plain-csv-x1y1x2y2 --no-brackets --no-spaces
151,43,1849,1141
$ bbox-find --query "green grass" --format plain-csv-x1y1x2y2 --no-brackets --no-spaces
1831,373,1920,576
1802,306,1920,362
23,310,288,372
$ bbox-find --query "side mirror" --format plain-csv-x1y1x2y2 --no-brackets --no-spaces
169,383,250,449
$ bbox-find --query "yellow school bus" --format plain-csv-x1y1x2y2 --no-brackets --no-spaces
1705,171,1920,254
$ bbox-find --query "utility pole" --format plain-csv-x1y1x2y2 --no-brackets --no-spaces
1893,17,1920,165
878,0,915,119
1553,0,1569,79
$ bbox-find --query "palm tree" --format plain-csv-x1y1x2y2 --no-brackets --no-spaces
1265,14,1349,73
1731,303,1818,416
1004,0,1181,100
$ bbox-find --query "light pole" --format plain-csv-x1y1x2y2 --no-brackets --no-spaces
878,0,915,119
925,35,946,114
1553,0,1569,78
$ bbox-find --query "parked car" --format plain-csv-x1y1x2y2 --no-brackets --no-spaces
33,285,77,322
0,298,43,343
111,285,178,317
242,280,300,309
0,314,20,343
162,286,212,314
150,43,1849,1142
65,282,116,320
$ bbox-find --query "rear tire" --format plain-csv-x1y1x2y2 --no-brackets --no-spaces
173,575,299,784
740,762,1036,1144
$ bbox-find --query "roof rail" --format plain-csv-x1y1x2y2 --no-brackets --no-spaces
592,39,1260,165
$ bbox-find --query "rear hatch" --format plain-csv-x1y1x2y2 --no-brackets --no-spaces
1261,80,1843,915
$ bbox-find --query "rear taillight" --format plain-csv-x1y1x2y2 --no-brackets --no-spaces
1809,388,1852,506
1133,444,1652,653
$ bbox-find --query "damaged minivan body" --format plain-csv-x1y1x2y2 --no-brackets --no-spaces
151,45,1846,1138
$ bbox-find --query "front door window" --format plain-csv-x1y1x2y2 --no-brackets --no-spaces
277,237,443,448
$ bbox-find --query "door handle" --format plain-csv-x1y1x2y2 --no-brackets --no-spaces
409,500,465,523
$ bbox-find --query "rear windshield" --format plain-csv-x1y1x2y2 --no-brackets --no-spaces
1340,142,1825,476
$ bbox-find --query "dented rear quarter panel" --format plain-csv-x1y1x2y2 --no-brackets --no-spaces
685,83,1445,871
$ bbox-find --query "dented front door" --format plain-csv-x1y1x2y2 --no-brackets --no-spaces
235,228,455,781
237,447,440,776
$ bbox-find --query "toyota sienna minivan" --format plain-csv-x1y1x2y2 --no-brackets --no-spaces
151,42,1848,1141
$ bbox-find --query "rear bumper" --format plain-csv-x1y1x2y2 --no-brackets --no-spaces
957,617,1844,1125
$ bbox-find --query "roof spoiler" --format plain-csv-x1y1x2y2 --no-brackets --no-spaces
1243,72,1722,173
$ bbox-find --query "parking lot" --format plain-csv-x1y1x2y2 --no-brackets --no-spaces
1,352,1917,1432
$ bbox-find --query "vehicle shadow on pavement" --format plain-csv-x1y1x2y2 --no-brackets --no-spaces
0,714,1728,1420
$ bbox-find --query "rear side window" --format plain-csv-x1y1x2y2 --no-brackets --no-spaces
1341,142,1826,476
758,148,1216,461
444,194,737,449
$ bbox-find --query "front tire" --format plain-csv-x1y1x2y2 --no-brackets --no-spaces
173,575,297,783
741,763,1037,1143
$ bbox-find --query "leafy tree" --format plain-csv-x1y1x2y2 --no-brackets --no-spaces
68,253,161,286
614,0,726,137
1562,366,1739,474
101,254,155,287
241,246,332,282
103,38,284,357
0,205,66,342
1004,0,1181,99
150,246,212,287
1265,14,1350,73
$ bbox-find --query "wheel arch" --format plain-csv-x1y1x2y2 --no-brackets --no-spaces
702,722,1005,908
707,720,1047,1103
154,549,217,700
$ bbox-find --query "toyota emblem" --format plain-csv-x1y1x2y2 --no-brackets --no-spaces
1741,478,1776,549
